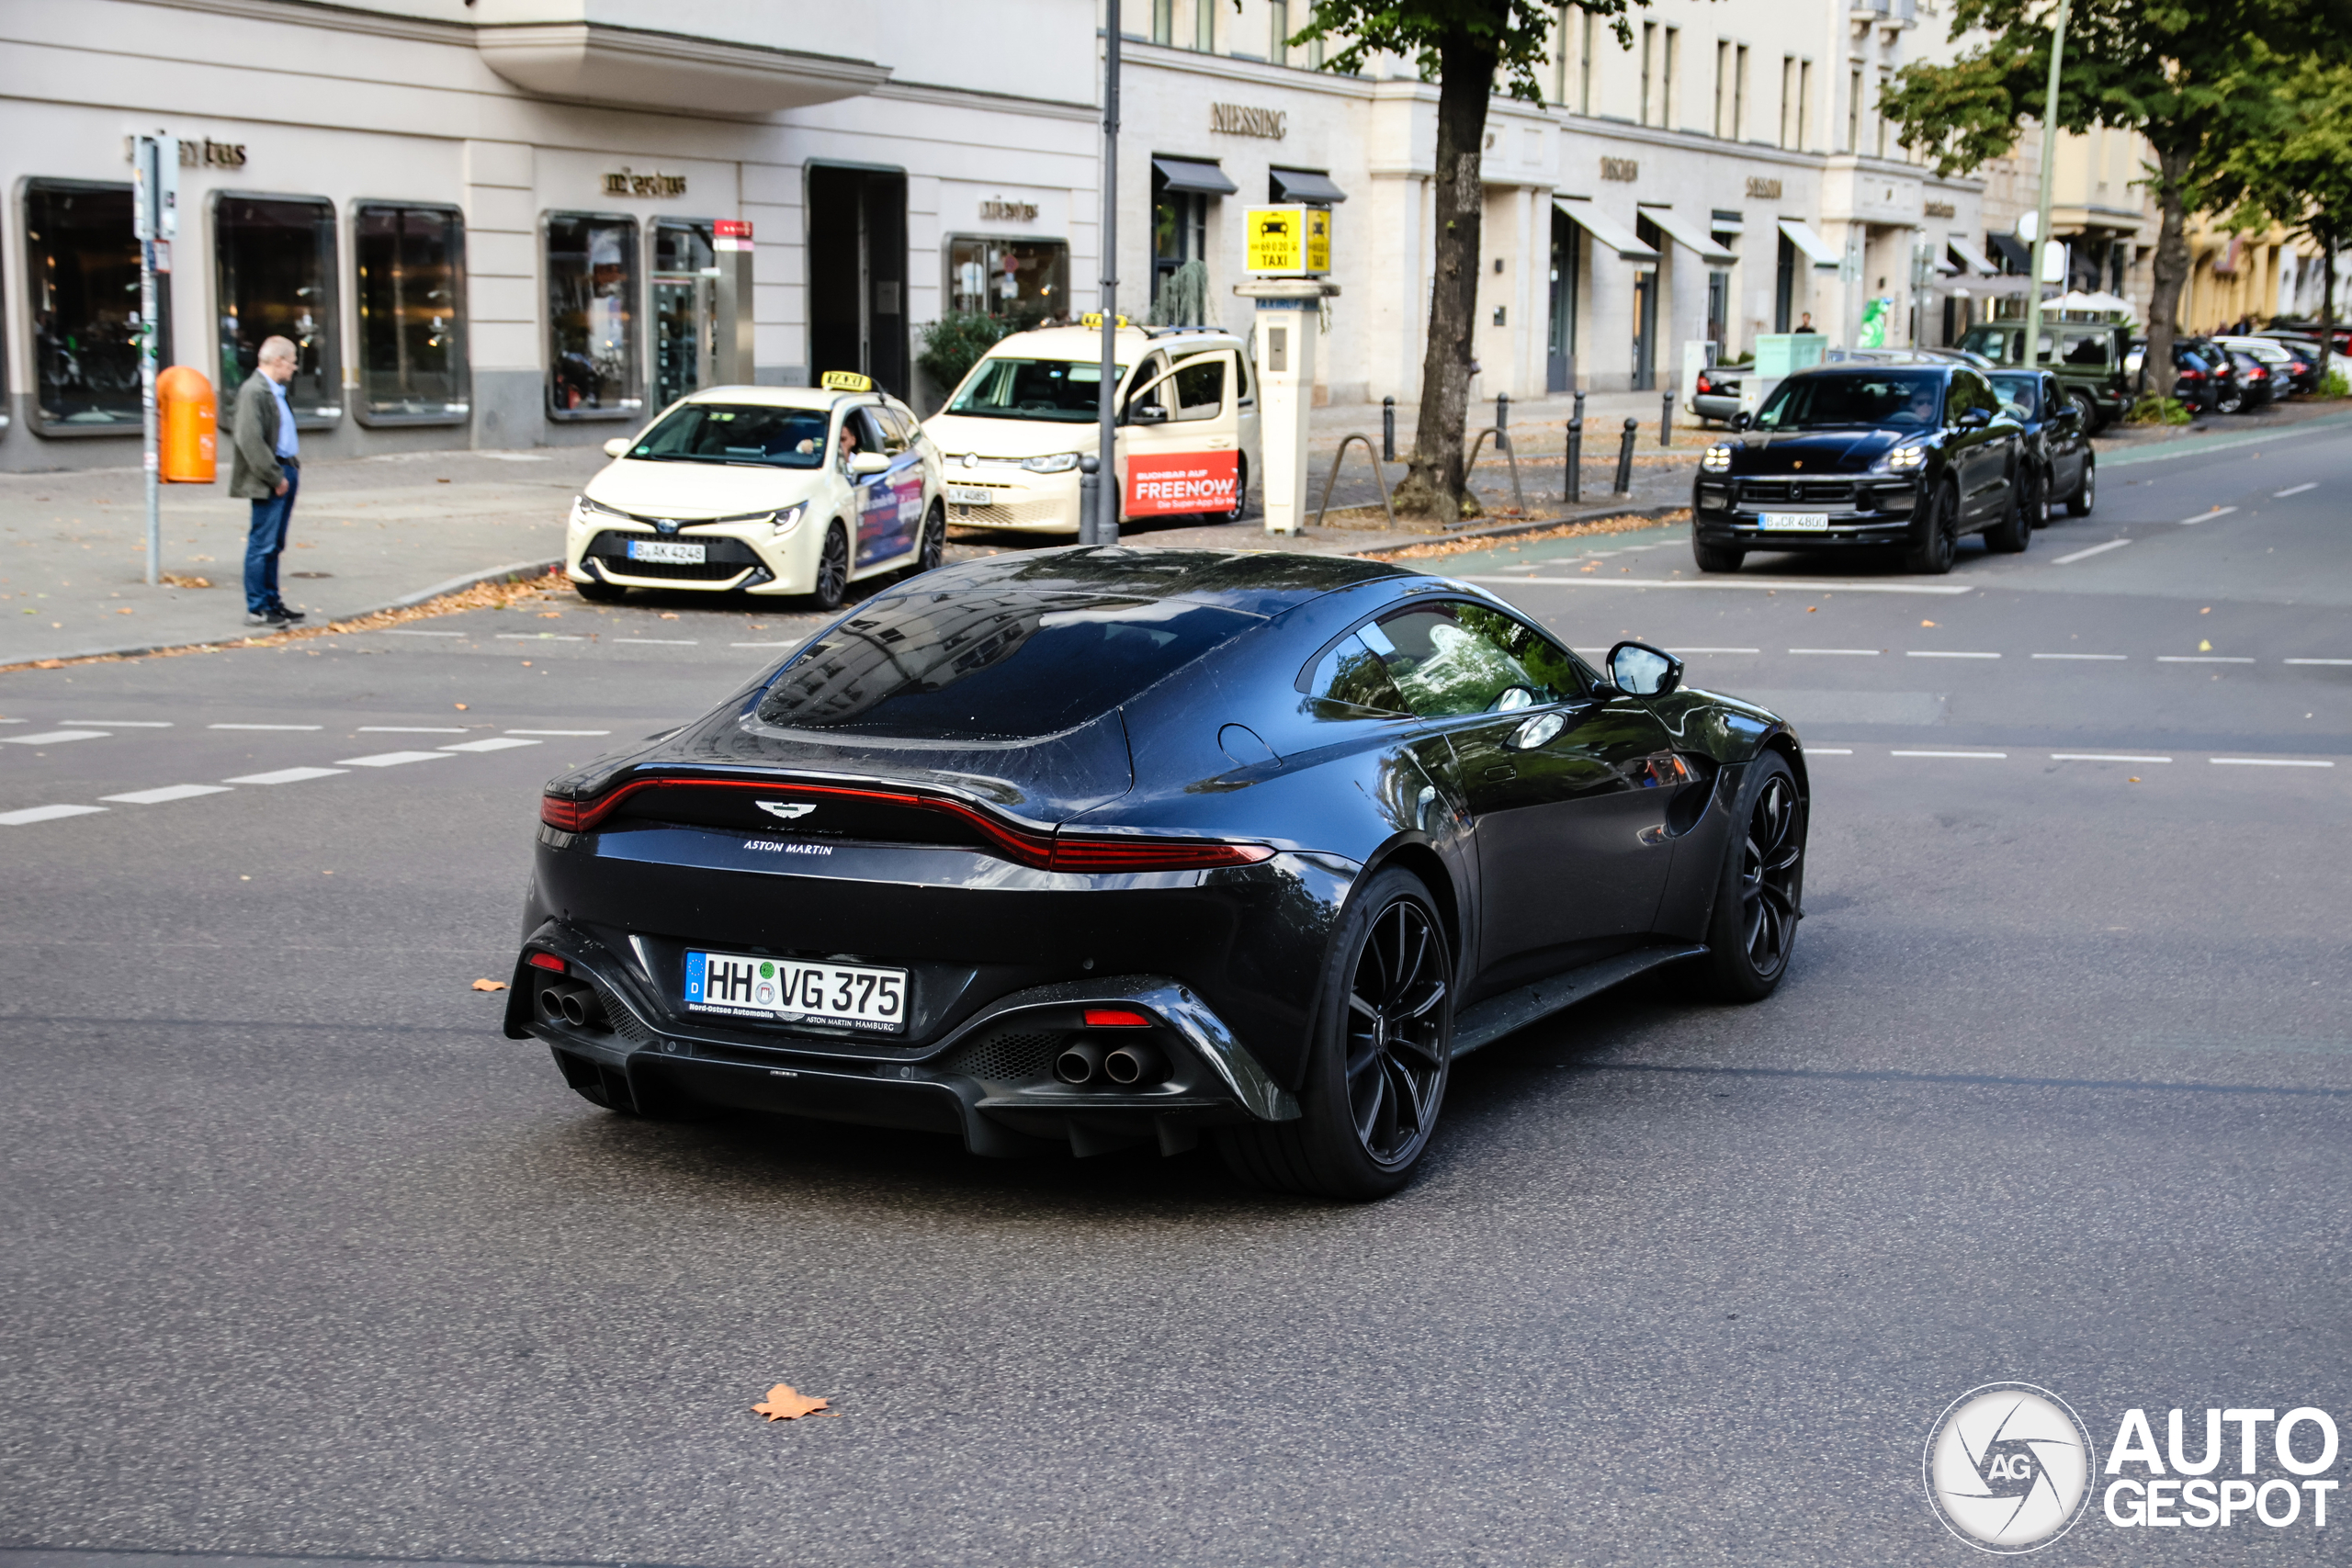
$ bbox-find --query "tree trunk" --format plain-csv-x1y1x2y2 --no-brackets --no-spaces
2144,144,2193,403
1390,31,1496,523
2319,220,2340,381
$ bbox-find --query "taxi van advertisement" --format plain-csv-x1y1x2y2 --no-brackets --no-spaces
1126,450,1238,517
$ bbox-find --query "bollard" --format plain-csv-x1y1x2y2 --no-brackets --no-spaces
1613,417,1637,495
1565,417,1583,505
1382,396,1396,462
1573,389,1587,432
1495,391,1510,453
1660,388,1674,449
1078,454,1101,546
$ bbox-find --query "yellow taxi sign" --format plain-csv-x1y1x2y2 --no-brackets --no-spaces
819,370,873,392
1246,205,1331,275
1080,313,1130,330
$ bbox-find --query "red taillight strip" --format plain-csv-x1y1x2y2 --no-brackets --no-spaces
541,776,1274,872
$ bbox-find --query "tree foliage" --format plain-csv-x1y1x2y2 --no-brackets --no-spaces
2222,46,2352,340
1293,0,1637,104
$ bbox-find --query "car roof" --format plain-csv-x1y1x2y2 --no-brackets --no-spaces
674,384,901,413
987,325,1246,359
1791,362,1954,379
888,546,1414,616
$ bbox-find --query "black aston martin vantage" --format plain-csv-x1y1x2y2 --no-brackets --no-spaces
505,548,1809,1199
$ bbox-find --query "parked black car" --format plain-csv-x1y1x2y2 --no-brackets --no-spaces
1691,364,2030,575
2132,340,2230,413
1987,369,2096,525
2224,348,2278,411
509,548,1810,1199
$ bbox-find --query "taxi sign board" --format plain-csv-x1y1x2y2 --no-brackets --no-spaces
1245,205,1330,275
1080,313,1131,330
819,370,873,391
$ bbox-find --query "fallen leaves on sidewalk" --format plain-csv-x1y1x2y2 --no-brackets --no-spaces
1373,510,1690,562
470,978,507,992
753,1384,838,1421
161,574,212,589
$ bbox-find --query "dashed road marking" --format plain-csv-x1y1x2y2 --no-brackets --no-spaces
614,637,698,646
2211,757,2333,768
507,728,610,736
2,730,107,746
101,784,235,805
2284,659,2352,666
381,630,466,637
1808,748,1855,755
2052,538,2131,565
439,737,540,753
1473,576,1974,594
494,633,586,642
1672,647,1761,654
358,726,467,734
2032,653,2128,660
1890,750,2007,759
209,723,322,731
2051,754,2172,763
65,720,172,728
1790,648,1880,656
1906,650,1999,659
730,640,802,649
2178,506,2239,525
0,804,107,826
224,767,346,785
336,750,455,768
2274,483,2318,497
2157,656,2255,664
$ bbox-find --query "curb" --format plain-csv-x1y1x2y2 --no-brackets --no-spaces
0,557,562,673
1345,502,1690,559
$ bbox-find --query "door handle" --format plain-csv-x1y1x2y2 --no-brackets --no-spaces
1483,763,1517,782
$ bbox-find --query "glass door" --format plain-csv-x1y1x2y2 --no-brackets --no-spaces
1546,209,1577,393
652,220,717,410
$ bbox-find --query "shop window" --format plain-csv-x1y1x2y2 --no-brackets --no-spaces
546,213,640,416
24,180,168,433
354,203,467,423
1152,168,1209,310
651,219,717,411
946,237,1070,330
215,195,339,425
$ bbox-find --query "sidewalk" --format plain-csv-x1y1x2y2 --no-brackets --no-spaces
0,448,600,666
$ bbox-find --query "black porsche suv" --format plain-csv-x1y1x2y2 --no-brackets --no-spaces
1690,363,2030,575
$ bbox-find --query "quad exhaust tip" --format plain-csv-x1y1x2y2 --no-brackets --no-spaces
1053,1041,1105,1085
537,979,606,1031
1054,1038,1169,1087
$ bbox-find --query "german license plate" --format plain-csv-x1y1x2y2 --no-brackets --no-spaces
1758,513,1830,532
628,538,706,563
946,485,998,506
684,949,907,1032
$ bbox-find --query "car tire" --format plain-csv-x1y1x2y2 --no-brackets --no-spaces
2022,463,2050,529
1904,479,1960,575
574,577,626,604
1216,867,1453,1201
1691,752,1806,1003
1985,469,2031,553
2067,455,2097,517
810,521,850,611
2217,389,2243,414
2068,388,2102,433
1692,539,1746,573
1224,454,1250,522
916,500,946,574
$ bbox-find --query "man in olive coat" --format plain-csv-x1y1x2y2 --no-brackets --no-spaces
228,336,306,629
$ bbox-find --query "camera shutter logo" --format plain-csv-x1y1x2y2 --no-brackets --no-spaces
1923,1382,2097,1552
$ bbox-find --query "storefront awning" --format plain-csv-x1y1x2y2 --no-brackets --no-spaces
1554,198,1659,263
1777,220,1841,270
1947,237,1998,276
1152,157,1238,197
1640,207,1736,264
477,23,890,113
1269,168,1348,204
1986,232,2031,273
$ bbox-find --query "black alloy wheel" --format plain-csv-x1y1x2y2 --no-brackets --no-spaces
1218,867,1453,1200
1223,454,1250,522
2217,385,2244,414
917,500,946,573
1985,469,2031,553
1904,479,1960,575
1694,752,1806,1002
811,522,850,610
2027,463,2052,529
2068,388,2101,432
2068,456,2097,516
1692,538,1747,573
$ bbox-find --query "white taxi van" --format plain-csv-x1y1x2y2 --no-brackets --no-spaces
563,373,944,609
922,321,1259,533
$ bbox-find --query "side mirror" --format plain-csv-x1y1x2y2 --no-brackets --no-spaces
603,437,631,459
850,450,891,476
1730,410,1752,431
2059,403,2084,425
1955,406,1992,430
1605,640,1682,699
1129,403,1169,424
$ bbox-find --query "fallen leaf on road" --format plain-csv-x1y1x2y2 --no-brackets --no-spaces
2199,639,2212,651
471,978,507,992
1920,620,1936,627
753,1384,837,1421
538,612,562,618
660,612,681,620
453,703,469,710
161,574,211,589
115,607,134,615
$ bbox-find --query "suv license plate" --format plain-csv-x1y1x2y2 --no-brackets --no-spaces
1758,513,1830,532
628,538,707,564
684,950,907,1032
946,485,998,506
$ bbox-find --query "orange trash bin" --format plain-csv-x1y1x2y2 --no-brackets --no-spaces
158,366,217,483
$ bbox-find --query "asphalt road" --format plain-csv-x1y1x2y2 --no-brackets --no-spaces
2,422,2347,1567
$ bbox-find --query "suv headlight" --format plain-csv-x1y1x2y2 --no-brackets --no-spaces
1021,452,1080,474
1701,443,1734,472
1886,444,1928,469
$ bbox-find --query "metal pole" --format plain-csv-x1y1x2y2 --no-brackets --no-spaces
1613,417,1637,494
1093,0,1122,547
1382,395,1395,461
1495,391,1510,451
2023,0,2070,383
1565,417,1582,504
136,136,161,587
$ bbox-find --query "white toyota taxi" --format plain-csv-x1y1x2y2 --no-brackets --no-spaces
922,321,1259,533
563,373,944,608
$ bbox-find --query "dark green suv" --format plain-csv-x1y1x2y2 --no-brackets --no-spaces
1957,322,2131,431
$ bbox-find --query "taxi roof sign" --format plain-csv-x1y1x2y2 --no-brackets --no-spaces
819,370,873,392
1080,313,1131,330
1245,205,1331,276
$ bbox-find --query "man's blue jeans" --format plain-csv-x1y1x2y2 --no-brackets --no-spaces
244,465,298,615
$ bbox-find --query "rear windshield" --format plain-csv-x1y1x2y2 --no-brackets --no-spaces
756,591,1258,739
627,403,829,468
1757,372,1943,431
947,357,1130,423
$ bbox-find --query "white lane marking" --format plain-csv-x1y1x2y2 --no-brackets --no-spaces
101,784,235,805
2273,483,2317,498
1671,647,1762,654
2051,754,2172,763
223,767,346,784
2211,757,2334,768
0,804,107,826
380,630,466,637
1906,650,2000,659
1,730,108,746
2156,656,2255,664
336,750,455,767
494,633,587,642
1808,748,1855,755
439,737,540,753
209,723,322,731
613,637,699,646
2052,538,2132,565
0,718,21,725
506,728,611,736
1468,576,1975,594
1890,750,2008,759
358,726,469,733
2032,653,2128,660
2178,506,2239,525
64,720,172,728
1789,648,1881,656
730,640,802,649
2284,659,2352,666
